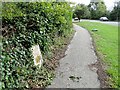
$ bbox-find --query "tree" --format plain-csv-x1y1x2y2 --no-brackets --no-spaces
74,4,91,21
104,10,110,19
118,1,120,21
88,0,107,19
74,4,84,21
109,1,120,21
96,2,106,17
109,7,118,21
83,6,91,19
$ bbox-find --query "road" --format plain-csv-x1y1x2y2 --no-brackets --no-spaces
48,24,100,88
73,19,118,26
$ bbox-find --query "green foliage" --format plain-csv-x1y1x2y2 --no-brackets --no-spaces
83,6,91,19
74,4,91,20
1,2,73,88
109,1,120,21
2,2,24,20
74,4,84,21
88,1,106,19
104,10,110,19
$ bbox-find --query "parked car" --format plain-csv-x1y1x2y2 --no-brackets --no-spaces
74,17,79,20
99,17,108,21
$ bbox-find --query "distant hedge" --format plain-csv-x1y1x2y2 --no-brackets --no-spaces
1,2,73,88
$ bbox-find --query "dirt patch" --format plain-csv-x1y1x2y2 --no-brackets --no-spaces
44,31,75,71
88,31,110,88
69,75,82,82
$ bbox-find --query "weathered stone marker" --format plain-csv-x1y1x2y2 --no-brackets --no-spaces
31,45,43,67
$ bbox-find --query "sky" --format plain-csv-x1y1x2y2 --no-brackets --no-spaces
69,0,120,11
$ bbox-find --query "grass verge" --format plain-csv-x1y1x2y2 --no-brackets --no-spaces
76,21,118,88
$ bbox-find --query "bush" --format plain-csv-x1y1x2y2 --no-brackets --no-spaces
1,2,73,88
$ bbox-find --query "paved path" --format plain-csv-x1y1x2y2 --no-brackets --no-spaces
48,24,100,88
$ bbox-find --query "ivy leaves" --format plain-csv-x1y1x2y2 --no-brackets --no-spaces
1,2,72,88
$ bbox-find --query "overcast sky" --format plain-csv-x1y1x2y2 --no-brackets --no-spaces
69,0,120,11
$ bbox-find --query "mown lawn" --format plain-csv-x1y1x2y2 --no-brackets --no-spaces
76,21,118,88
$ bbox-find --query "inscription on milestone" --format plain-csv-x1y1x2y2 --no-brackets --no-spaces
31,45,43,67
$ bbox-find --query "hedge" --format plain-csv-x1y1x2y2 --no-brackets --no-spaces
1,2,73,88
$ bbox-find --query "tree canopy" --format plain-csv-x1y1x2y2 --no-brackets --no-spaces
88,0,106,19
73,4,90,21
109,1,120,21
